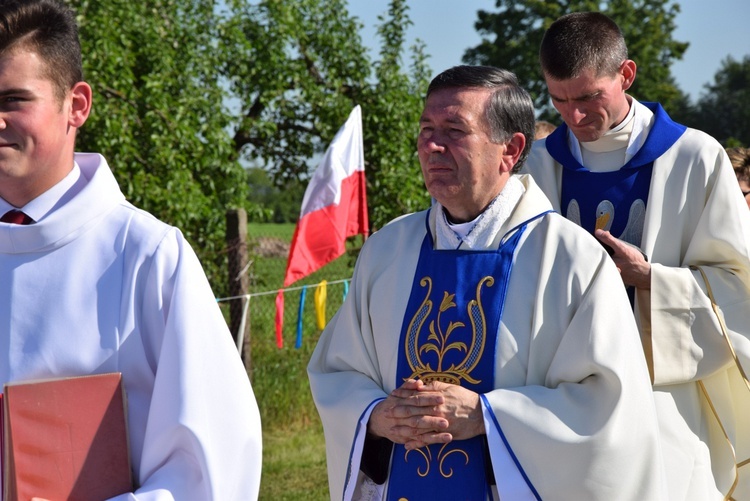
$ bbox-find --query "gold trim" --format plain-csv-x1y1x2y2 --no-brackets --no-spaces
691,267,750,392
691,266,750,499
404,442,471,479
698,380,739,499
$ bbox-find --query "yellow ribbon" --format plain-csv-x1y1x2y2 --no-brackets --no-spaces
314,280,328,330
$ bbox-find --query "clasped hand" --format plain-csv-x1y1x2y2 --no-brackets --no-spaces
367,379,484,450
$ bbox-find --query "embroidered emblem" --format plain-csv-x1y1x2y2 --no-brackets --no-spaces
403,276,493,385
405,443,470,478
567,198,646,246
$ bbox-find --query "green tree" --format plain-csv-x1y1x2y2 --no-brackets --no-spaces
358,0,432,228
71,0,429,292
73,0,249,296
246,168,305,223
222,0,430,231
691,56,750,147
220,0,370,185
463,0,689,119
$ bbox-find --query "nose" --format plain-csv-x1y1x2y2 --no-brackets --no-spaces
418,131,446,154
556,102,586,125
566,105,587,125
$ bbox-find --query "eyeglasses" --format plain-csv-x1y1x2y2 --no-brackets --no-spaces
743,189,750,197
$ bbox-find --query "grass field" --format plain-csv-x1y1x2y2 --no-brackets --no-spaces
244,223,362,500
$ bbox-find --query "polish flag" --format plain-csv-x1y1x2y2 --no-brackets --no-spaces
275,105,369,347
284,105,369,286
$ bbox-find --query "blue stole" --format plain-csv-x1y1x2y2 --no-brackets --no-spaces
546,102,686,249
385,210,534,501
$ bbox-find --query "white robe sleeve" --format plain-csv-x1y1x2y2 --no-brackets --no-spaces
639,131,750,385
308,214,426,500
108,229,262,500
482,218,666,501
307,259,393,500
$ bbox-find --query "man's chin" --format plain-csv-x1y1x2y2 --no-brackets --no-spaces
571,128,604,143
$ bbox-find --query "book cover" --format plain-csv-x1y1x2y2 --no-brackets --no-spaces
3,372,133,501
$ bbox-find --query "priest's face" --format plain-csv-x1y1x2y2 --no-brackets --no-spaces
545,61,635,143
0,47,90,207
418,87,519,223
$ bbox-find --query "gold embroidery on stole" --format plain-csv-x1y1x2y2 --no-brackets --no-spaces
401,275,494,478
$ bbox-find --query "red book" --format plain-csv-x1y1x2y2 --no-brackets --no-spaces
3,373,133,501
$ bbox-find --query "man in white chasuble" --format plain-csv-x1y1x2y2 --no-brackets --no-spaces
523,12,750,500
309,65,666,501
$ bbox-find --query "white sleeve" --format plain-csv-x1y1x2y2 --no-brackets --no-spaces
109,230,262,500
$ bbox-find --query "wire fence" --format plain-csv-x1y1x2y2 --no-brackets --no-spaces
217,277,352,351
218,226,361,356
217,236,359,426
210,214,363,426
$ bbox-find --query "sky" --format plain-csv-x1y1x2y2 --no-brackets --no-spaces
346,0,750,103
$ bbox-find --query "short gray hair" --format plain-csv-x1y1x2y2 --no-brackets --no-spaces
426,65,535,172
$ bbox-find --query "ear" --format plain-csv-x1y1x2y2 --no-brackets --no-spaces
620,60,637,91
68,81,92,128
500,132,526,173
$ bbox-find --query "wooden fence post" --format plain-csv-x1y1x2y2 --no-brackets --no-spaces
226,208,252,379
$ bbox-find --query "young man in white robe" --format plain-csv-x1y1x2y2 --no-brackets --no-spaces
0,1,262,498
309,65,666,501
522,12,750,500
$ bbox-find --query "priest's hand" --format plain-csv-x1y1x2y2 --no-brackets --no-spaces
367,379,452,450
397,380,484,440
595,229,651,289
371,380,485,449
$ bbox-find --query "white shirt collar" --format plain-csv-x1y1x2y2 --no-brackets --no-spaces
0,162,83,222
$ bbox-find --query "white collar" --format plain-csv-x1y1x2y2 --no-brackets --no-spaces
0,153,126,254
435,176,525,250
567,97,654,167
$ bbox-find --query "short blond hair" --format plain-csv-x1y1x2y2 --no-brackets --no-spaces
535,120,556,140
727,147,750,182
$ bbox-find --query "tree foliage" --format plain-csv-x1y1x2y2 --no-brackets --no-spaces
463,0,690,120
220,0,370,184
358,0,432,228
222,0,430,230
72,0,247,295
690,56,750,147
70,0,431,293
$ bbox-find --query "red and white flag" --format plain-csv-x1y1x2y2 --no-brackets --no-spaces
275,105,369,347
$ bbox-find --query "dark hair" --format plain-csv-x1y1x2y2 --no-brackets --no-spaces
427,65,535,172
0,0,83,102
540,12,627,80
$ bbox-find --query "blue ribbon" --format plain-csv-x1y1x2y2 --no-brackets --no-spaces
295,286,308,349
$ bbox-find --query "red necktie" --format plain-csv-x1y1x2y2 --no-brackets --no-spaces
0,210,34,225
